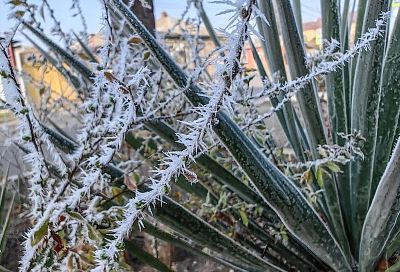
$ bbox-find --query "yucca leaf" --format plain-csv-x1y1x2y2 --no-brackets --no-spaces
0,164,10,221
359,139,400,271
72,32,97,63
354,0,369,41
256,0,307,162
40,123,77,154
274,0,351,260
386,261,400,272
372,11,400,202
0,166,13,256
272,0,327,158
153,197,284,272
125,131,316,270
340,0,351,43
320,0,348,145
141,220,248,272
292,0,303,41
194,1,221,48
319,0,352,259
350,0,391,251
21,33,82,90
106,1,351,269
124,240,173,272
22,22,95,80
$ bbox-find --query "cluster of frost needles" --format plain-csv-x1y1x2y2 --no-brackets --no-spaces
285,131,365,169
1,39,70,270
93,0,263,269
244,11,390,128
13,16,152,268
0,0,394,270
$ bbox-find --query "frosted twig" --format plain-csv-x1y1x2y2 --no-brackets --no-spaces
243,12,390,129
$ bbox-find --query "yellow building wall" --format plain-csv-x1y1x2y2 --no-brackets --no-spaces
18,49,78,105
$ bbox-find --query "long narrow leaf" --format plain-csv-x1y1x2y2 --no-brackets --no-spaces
320,0,352,259
106,1,351,270
272,0,327,158
372,11,400,202
350,0,391,251
124,240,173,272
142,220,248,272
359,138,400,271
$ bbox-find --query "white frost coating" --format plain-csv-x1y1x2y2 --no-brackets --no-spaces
244,12,391,128
94,0,258,269
286,132,365,169
1,47,68,264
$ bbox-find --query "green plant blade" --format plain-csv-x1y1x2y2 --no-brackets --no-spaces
372,11,400,203
319,0,352,259
124,240,173,272
106,1,351,269
359,139,400,271
141,220,248,272
350,0,391,252
0,192,14,255
22,22,95,80
72,32,98,63
272,0,327,158
153,197,284,272
194,1,221,48
292,0,303,42
256,0,307,162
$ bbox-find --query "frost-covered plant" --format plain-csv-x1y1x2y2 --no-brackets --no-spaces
1,0,400,271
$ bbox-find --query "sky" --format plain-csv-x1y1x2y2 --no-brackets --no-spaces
0,0,322,43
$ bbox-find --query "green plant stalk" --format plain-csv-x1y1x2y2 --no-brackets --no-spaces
106,1,351,270
350,0,390,253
